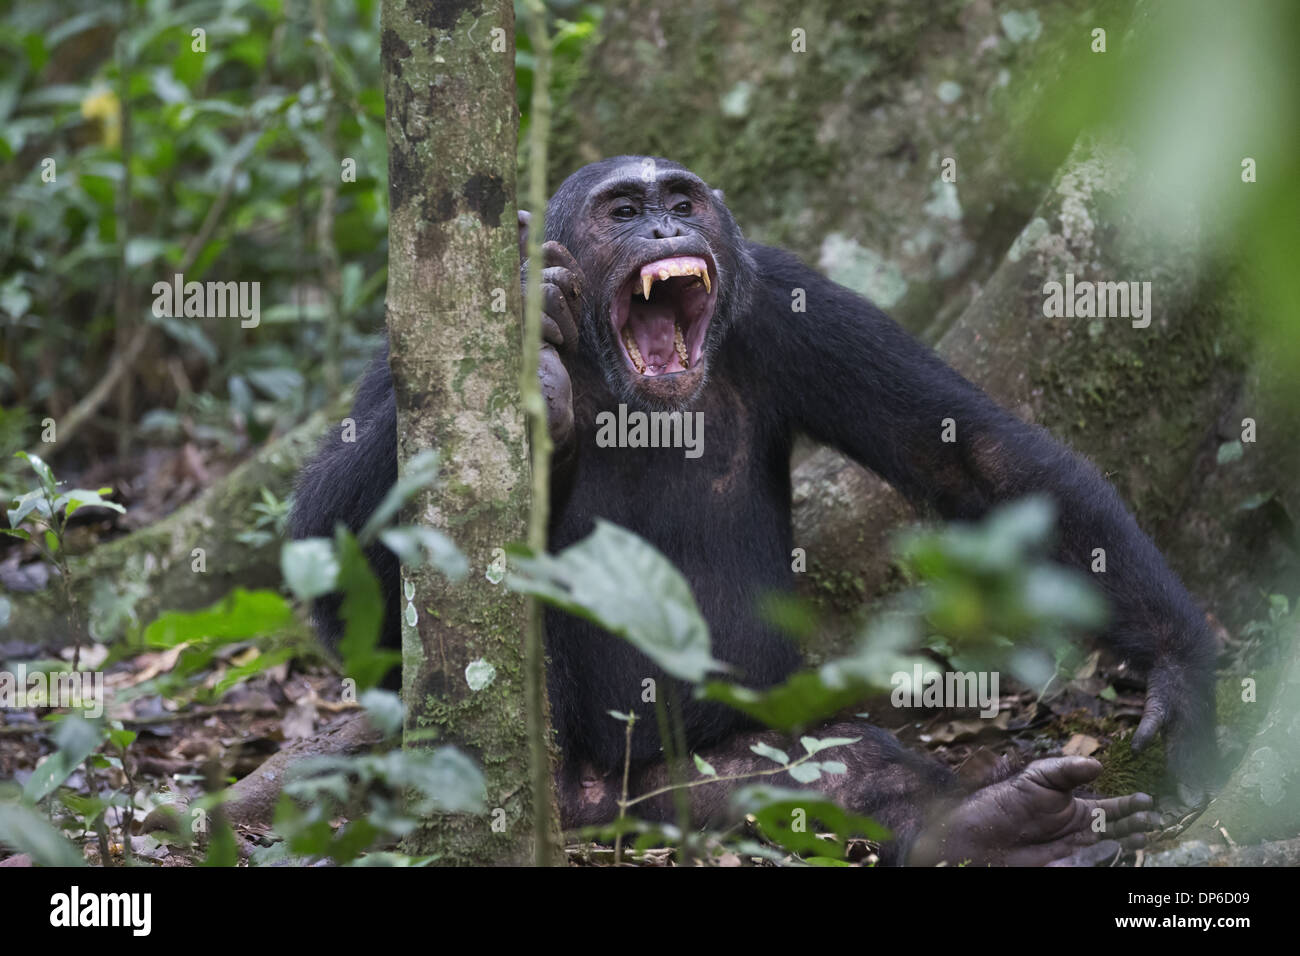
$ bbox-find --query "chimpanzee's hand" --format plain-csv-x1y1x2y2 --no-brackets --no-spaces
518,211,584,457
910,757,1160,867
1132,643,1217,804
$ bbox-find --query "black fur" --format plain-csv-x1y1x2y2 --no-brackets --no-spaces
291,156,1216,797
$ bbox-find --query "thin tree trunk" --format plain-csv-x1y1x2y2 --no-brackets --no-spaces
380,0,559,864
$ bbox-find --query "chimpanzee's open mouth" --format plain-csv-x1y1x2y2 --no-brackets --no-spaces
610,255,717,377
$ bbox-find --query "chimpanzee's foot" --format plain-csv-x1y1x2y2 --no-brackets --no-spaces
909,756,1161,867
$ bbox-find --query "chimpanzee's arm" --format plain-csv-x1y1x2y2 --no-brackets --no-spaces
748,244,1216,792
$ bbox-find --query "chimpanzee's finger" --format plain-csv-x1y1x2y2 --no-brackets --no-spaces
1083,791,1155,822
1021,756,1103,793
1132,691,1167,753
541,240,584,289
541,274,579,350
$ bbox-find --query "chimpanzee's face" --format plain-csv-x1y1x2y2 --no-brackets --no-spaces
550,158,753,409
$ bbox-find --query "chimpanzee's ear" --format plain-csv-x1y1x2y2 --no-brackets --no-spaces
517,209,531,260
711,188,725,203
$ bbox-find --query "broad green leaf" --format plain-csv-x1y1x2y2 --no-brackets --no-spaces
403,746,487,814
358,450,441,543
731,785,890,856
211,646,296,698
335,527,399,690
361,689,403,739
22,714,104,805
7,488,51,529
702,613,923,731
0,803,85,867
693,753,717,777
15,451,55,494
143,589,294,647
379,525,467,579
281,537,340,600
56,488,125,518
508,520,725,683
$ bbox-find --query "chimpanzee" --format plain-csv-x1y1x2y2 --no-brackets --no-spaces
291,156,1216,865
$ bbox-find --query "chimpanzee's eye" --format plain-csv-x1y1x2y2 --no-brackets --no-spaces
612,204,637,220
673,201,692,215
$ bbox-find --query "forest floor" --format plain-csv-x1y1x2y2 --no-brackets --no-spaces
0,442,1270,866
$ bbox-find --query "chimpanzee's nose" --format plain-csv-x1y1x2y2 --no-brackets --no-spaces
652,218,682,239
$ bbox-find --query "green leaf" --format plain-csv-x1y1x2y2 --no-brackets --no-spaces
358,450,441,543
7,488,51,529
23,714,104,805
56,488,126,518
361,689,403,739
143,589,294,647
732,785,890,856
800,735,861,756
335,528,399,690
281,537,340,601
1217,440,1244,465
0,803,85,866
749,741,789,766
507,520,725,683
702,614,923,731
404,747,488,814
787,762,823,783
15,451,55,494
211,646,296,698
378,525,467,579
693,753,717,777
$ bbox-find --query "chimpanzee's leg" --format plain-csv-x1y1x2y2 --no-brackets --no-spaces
558,720,1159,866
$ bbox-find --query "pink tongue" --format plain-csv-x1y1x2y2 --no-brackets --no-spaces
630,303,676,367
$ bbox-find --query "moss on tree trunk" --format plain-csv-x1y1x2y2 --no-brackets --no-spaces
789,139,1297,663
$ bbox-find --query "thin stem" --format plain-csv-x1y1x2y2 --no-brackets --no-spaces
621,752,822,810
613,713,635,865
113,1,134,460
520,0,556,868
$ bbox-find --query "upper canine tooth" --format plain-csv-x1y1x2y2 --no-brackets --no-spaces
701,270,711,293
641,274,653,299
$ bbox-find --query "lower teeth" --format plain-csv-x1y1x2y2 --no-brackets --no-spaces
622,321,691,374
623,328,646,373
